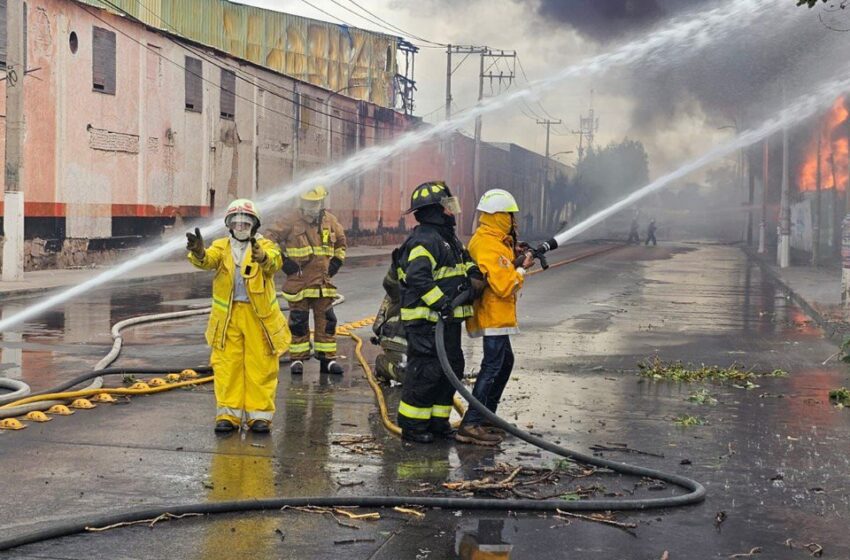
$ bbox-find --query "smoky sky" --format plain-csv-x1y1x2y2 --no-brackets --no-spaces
533,0,840,132
535,0,708,43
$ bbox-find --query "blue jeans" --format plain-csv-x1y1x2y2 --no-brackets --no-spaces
462,335,514,426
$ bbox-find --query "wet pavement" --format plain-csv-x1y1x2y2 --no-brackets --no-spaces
1,242,849,559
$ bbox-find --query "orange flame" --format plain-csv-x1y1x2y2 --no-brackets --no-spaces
798,96,849,192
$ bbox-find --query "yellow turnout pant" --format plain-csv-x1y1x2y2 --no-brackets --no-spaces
210,302,279,425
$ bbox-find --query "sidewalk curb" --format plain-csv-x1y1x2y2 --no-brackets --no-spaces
0,251,392,300
741,246,843,347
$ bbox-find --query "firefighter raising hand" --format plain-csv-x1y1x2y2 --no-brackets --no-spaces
186,227,205,258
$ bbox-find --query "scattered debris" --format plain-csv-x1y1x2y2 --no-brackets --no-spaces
274,528,285,541
728,547,762,558
785,539,823,557
332,435,383,456
86,512,203,532
687,389,718,405
281,505,381,529
673,415,705,426
590,443,664,458
250,443,265,448
336,479,365,488
715,511,727,528
554,509,637,536
828,387,850,407
393,506,425,518
660,552,670,560
638,357,786,383
334,538,376,545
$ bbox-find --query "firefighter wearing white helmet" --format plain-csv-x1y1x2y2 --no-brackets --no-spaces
456,188,535,446
186,198,291,434
273,186,347,375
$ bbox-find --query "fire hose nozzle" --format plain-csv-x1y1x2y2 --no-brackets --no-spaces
532,238,559,270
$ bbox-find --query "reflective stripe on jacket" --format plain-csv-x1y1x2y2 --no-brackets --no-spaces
397,224,476,328
188,236,291,354
272,210,346,301
465,212,524,337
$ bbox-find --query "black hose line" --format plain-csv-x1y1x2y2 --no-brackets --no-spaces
0,317,705,553
434,316,706,509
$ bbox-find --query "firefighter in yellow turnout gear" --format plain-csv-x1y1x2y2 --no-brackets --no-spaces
186,199,290,433
275,186,347,375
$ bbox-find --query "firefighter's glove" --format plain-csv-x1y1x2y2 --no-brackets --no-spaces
250,239,267,263
328,256,343,278
186,228,205,258
438,301,454,322
282,258,301,276
514,251,535,270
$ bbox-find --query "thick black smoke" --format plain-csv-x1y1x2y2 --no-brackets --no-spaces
535,0,705,43
533,0,839,131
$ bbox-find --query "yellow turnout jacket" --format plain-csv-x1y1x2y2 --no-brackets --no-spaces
188,236,291,354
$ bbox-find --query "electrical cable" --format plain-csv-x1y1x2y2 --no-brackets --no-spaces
88,0,392,141
345,0,447,46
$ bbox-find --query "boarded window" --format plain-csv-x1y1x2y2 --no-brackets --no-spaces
220,68,235,119
0,1,28,70
92,26,116,95
185,56,202,112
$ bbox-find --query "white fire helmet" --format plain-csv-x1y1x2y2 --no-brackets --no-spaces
476,189,519,214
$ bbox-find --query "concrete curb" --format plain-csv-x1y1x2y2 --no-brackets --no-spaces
741,245,844,347
0,251,392,300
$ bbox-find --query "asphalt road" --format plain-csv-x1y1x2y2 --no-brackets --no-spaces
1,242,848,559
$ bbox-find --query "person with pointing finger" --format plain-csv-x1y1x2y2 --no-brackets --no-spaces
186,199,291,434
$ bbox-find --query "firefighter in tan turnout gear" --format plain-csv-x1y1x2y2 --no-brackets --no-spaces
276,186,347,375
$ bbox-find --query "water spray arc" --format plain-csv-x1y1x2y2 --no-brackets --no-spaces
0,0,800,333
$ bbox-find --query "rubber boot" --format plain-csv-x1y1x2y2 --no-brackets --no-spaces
402,430,434,444
320,359,344,375
250,420,270,434
290,360,304,375
429,419,457,439
214,420,237,433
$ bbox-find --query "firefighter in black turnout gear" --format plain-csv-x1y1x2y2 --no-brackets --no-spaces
395,181,483,444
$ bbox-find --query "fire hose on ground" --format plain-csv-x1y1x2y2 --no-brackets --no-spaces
0,243,706,553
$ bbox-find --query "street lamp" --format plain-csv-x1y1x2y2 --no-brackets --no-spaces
550,150,574,160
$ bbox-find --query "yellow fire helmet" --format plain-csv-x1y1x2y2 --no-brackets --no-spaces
301,186,329,202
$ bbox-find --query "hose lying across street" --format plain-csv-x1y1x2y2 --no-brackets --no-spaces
0,246,706,552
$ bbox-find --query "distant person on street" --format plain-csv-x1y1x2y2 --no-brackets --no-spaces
646,219,657,246
628,217,640,244
186,199,290,434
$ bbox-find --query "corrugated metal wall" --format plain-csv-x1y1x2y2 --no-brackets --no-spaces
76,0,398,107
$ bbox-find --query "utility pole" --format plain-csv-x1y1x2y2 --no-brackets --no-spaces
778,89,791,268
841,118,850,306
537,119,561,235
572,93,599,162
444,44,452,182
746,149,754,246
813,117,822,267
759,138,768,254
2,0,25,282
473,49,515,204
443,45,488,193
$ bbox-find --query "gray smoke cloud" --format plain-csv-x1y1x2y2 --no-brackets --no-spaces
531,0,841,131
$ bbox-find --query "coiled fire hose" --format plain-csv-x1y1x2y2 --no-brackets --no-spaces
0,310,705,552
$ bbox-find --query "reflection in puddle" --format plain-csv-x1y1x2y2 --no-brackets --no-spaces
456,519,513,559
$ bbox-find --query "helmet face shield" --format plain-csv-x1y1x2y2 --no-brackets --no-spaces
225,213,258,241
299,198,324,220
440,196,462,215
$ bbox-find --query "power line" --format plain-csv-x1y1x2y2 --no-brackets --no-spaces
85,2,374,141
345,0,447,46
299,0,349,25
516,55,561,122
113,0,385,131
